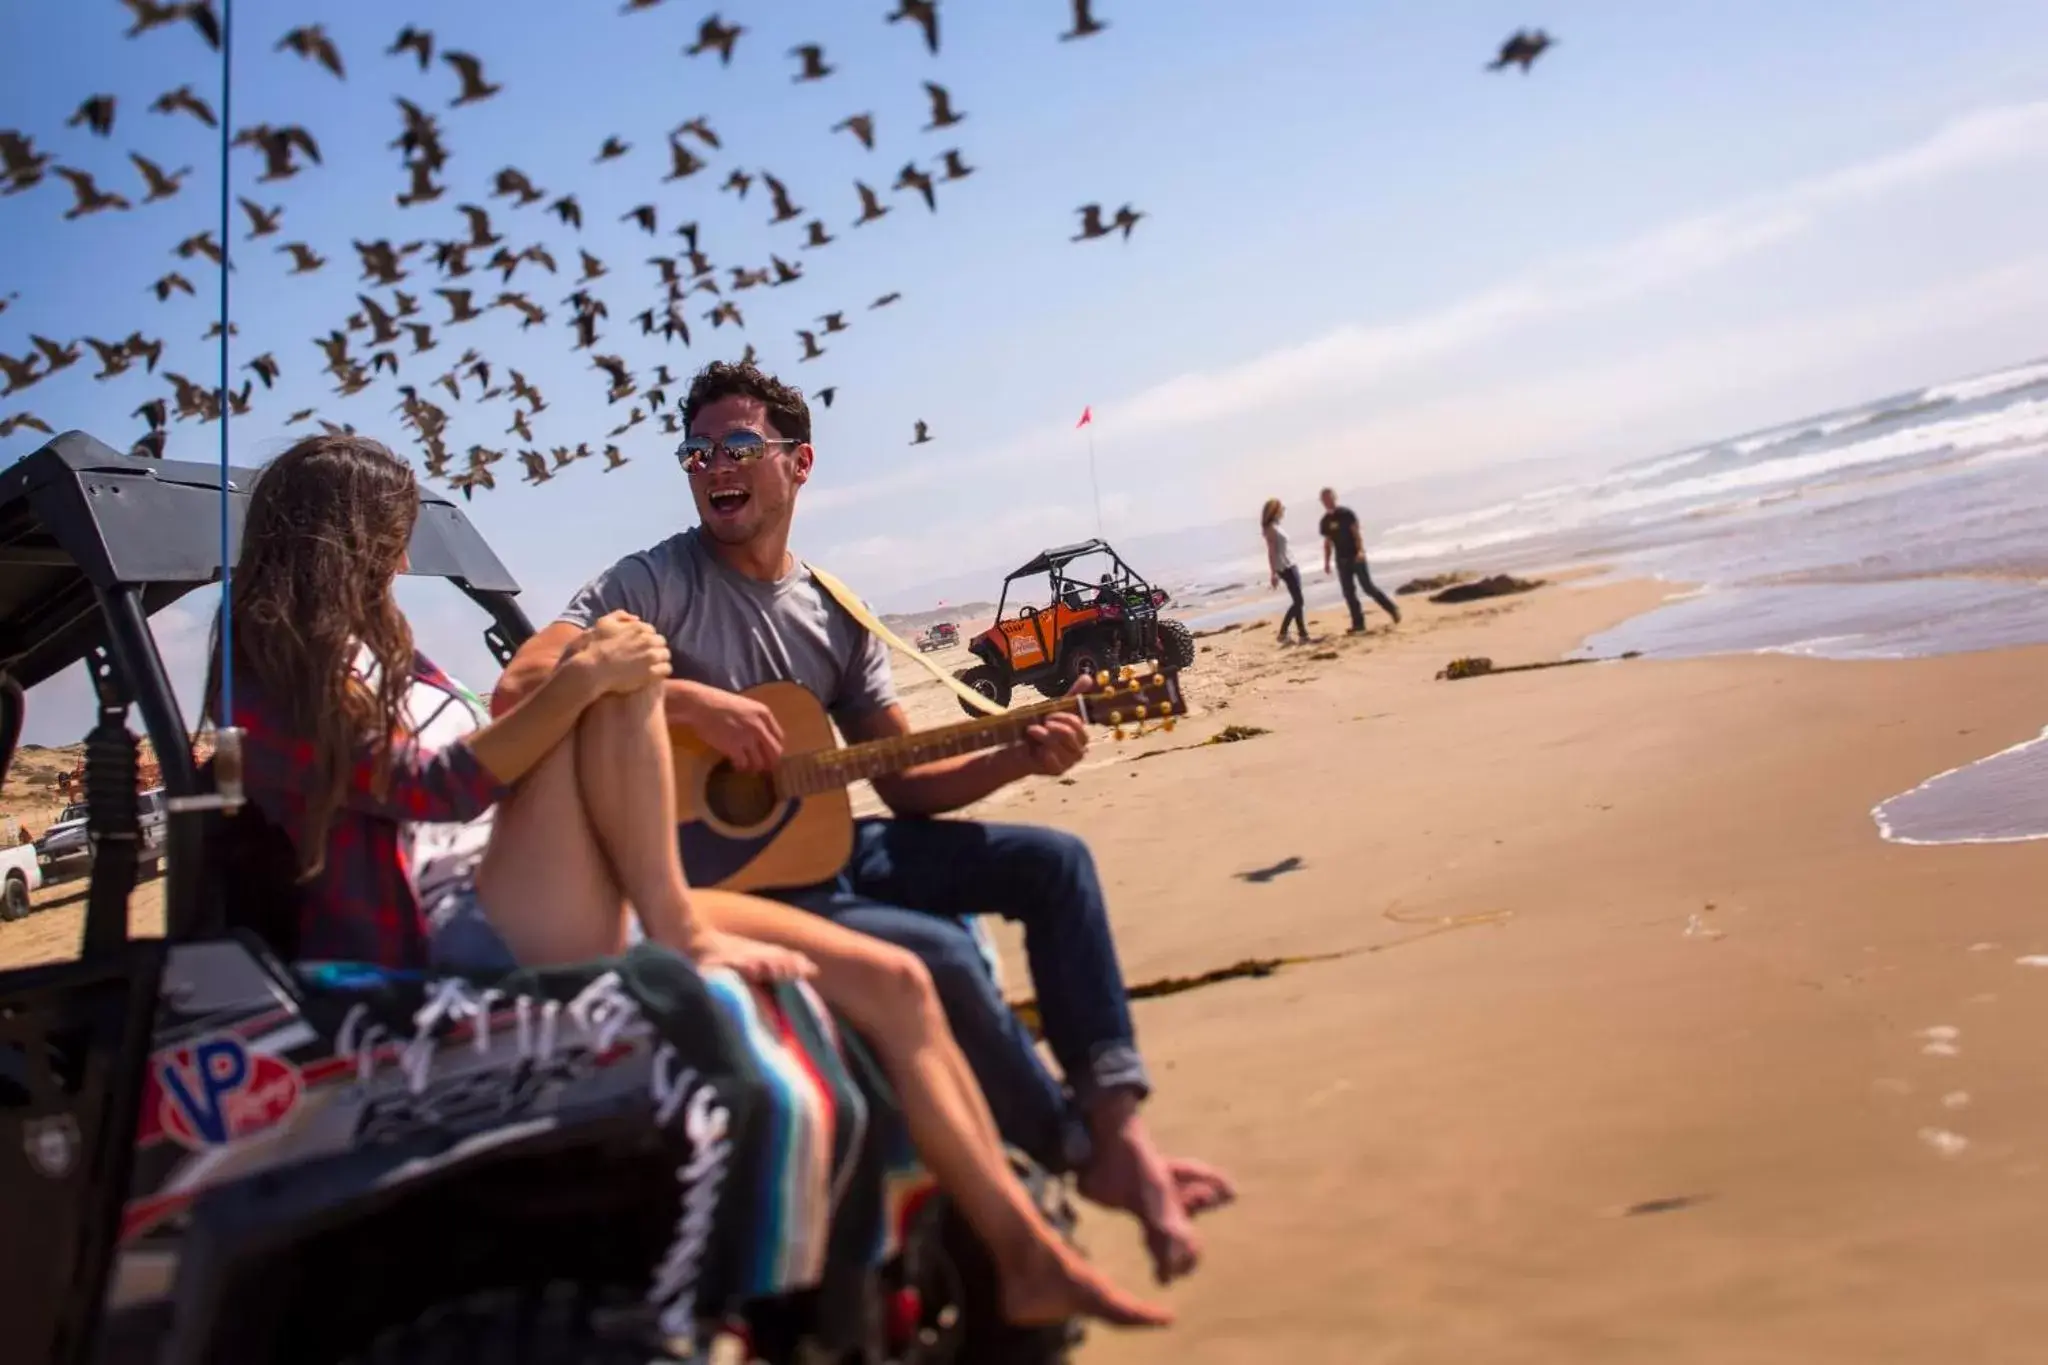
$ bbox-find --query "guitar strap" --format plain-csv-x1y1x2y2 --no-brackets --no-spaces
805,562,1006,716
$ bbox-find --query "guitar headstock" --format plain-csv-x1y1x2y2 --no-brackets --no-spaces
1075,665,1187,741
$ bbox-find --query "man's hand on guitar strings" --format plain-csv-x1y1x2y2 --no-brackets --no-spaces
670,679,786,771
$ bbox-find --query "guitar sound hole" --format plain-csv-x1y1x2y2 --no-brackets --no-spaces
702,763,781,830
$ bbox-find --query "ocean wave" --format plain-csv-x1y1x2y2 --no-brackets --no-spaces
1581,397,2048,520
1872,724,2048,846
1369,396,2048,568
1920,357,2048,407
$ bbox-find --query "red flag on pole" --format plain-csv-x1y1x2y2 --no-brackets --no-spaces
1075,406,1093,428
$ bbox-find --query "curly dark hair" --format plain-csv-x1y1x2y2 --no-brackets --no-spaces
203,434,420,879
680,360,812,444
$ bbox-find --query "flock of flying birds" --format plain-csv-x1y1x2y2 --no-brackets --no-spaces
0,3,1555,500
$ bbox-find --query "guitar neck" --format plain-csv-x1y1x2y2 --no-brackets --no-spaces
777,697,1078,796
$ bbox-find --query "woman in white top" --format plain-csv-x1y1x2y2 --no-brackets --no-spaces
1261,498,1309,644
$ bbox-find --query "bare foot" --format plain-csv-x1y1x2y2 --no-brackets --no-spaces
1076,1111,1203,1284
1168,1156,1237,1216
999,1242,1174,1329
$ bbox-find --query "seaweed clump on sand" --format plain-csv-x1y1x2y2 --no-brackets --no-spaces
1397,571,1470,596
1436,652,1640,682
1429,573,1545,604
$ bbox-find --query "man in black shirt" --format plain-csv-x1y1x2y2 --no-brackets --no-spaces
1318,487,1402,633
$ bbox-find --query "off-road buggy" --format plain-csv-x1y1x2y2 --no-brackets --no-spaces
0,433,1089,1365
953,541,1196,715
914,624,958,654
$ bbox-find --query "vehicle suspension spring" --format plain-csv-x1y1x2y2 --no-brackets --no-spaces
84,719,140,844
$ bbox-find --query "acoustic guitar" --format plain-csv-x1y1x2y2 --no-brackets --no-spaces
672,666,1187,892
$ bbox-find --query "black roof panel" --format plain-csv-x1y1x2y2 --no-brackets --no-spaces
0,431,523,690
1003,538,1115,580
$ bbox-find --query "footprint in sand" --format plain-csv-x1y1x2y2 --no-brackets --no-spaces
1917,1024,1961,1057
1918,1127,1970,1158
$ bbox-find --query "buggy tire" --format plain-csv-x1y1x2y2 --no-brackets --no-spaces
1042,643,1106,700
1156,619,1196,671
1,871,27,921
954,665,1013,718
904,1162,1084,1365
342,1282,697,1365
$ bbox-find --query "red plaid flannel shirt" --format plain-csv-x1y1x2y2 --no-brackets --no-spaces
231,652,511,966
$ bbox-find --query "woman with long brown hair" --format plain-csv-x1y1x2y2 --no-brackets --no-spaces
1261,497,1309,646
207,433,1169,1332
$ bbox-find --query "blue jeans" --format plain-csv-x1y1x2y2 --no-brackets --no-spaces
766,817,1149,1176
422,868,521,976
1336,553,1401,629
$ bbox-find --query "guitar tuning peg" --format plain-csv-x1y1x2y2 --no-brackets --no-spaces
1119,664,1136,680
1112,723,1126,741
1096,670,1112,688
1162,717,1176,732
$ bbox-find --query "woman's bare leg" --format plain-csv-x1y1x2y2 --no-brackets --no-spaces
480,681,712,964
480,682,764,968
474,720,629,964
698,889,1171,1330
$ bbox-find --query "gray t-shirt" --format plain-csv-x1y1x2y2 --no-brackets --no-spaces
557,528,897,734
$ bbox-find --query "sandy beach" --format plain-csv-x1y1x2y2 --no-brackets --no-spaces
7,574,2048,1362
896,576,2048,1363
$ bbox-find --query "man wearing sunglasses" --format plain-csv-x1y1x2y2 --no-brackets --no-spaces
496,361,1233,1286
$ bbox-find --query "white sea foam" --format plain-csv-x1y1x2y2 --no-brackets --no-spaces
1922,357,2048,406
1376,396,2048,567
1871,724,2048,847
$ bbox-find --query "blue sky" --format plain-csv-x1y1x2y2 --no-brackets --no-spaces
7,0,2048,742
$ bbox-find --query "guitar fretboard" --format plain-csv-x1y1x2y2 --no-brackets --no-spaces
776,697,1078,796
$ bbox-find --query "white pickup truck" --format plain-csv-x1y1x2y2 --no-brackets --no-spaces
31,788,168,891
0,828,41,921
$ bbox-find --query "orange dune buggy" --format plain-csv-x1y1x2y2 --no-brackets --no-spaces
953,539,1196,713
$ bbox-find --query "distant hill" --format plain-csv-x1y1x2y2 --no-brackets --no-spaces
881,601,996,636
1,742,89,838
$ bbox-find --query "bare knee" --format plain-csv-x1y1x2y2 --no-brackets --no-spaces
871,944,935,1009
839,944,940,1040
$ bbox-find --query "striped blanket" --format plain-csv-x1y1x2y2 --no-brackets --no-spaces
293,941,932,1338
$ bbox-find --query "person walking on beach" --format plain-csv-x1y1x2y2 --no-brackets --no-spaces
1262,498,1310,645
1318,487,1402,634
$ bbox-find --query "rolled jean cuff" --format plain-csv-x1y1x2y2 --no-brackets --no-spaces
1057,1109,1095,1174
1076,1042,1151,1105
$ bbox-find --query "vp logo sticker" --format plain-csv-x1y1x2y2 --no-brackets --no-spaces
154,1036,302,1150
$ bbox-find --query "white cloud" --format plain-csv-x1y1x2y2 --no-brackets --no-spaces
802,98,2048,524
1117,99,2048,440
1217,250,2048,512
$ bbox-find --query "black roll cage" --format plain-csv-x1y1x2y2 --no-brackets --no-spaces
989,538,1160,621
0,431,535,954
